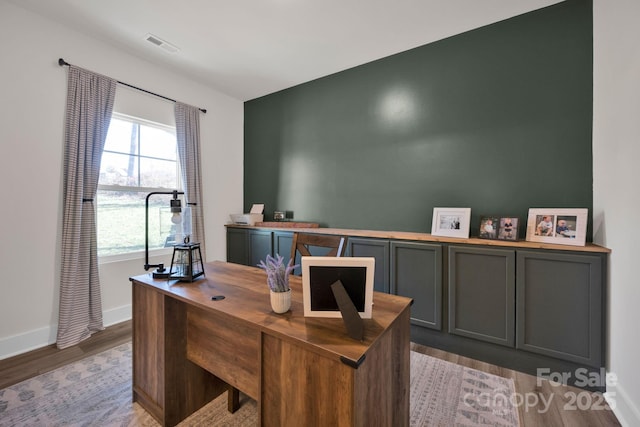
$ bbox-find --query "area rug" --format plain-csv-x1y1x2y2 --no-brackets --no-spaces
0,343,519,426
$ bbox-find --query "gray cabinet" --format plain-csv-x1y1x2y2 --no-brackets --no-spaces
248,230,273,267
390,241,442,330
272,231,296,273
347,237,390,293
516,250,603,368
273,231,294,260
226,226,608,389
227,227,248,265
226,228,284,267
448,246,515,347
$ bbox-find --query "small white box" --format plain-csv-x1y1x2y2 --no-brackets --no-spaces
230,204,264,226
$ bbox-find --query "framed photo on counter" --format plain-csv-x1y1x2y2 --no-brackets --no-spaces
525,208,588,246
479,216,519,241
497,217,519,241
431,207,471,238
478,216,499,240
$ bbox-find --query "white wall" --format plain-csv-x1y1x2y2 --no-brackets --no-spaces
0,1,243,358
593,1,640,425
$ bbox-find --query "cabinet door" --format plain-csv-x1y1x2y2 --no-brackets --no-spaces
248,230,273,267
390,241,442,330
347,237,390,293
448,246,515,347
516,250,603,367
273,231,294,261
227,228,248,265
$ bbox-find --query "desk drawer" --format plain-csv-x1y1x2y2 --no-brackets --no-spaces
187,305,260,400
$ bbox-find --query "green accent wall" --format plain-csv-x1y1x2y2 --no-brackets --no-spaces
244,0,593,239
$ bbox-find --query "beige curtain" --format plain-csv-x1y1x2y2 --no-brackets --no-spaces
57,66,116,349
175,102,206,258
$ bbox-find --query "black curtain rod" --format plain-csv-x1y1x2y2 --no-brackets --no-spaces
58,58,207,114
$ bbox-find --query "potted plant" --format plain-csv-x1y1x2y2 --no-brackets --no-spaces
258,254,297,313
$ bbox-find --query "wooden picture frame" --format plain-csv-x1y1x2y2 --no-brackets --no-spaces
525,208,588,246
431,207,471,238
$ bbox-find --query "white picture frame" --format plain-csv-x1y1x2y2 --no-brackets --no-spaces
431,207,471,238
301,256,375,319
525,208,588,247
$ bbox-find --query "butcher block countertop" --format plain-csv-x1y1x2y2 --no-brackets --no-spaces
225,224,610,254
254,221,319,228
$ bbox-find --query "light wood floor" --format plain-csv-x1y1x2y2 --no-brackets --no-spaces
0,321,620,426
0,321,131,390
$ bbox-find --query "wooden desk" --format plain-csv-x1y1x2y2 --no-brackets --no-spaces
130,261,412,427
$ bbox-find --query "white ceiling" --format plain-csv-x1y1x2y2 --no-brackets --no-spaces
12,0,562,101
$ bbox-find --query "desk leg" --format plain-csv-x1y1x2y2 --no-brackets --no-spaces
227,386,240,413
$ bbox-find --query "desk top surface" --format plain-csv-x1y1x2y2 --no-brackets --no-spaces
131,260,412,363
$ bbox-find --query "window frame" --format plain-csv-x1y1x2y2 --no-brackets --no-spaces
97,113,182,263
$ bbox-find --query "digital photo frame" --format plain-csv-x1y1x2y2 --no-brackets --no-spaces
301,256,375,319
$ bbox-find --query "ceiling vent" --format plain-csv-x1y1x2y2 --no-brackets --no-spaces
144,33,180,53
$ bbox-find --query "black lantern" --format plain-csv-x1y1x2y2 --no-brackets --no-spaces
169,242,205,282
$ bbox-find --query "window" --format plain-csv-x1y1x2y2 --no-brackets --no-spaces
97,113,181,258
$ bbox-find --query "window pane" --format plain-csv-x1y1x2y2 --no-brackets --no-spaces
140,157,179,188
97,190,180,257
100,152,138,186
105,119,138,155
140,125,176,160
98,114,179,258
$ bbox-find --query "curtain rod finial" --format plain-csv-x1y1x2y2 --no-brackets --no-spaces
58,58,69,67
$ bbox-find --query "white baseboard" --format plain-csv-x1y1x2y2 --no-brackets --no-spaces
0,304,131,360
0,324,56,360
605,380,640,427
103,304,132,328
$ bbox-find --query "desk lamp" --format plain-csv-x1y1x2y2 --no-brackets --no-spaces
144,190,185,279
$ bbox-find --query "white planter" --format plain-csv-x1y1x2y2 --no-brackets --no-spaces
270,289,291,314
